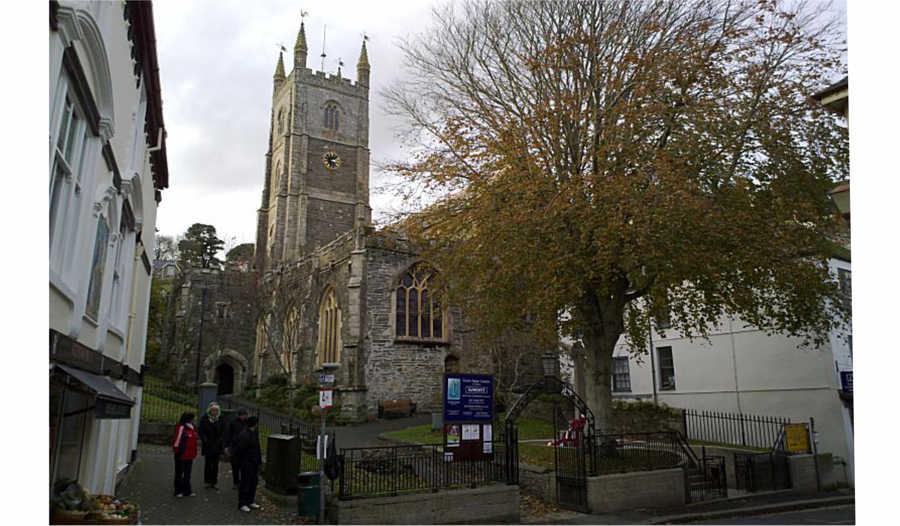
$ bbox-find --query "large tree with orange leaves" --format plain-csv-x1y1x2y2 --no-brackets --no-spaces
385,0,849,427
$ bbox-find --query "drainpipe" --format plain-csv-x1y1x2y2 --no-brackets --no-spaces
649,317,658,405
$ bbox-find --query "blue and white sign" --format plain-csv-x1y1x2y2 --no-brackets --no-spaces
443,374,493,422
840,371,853,393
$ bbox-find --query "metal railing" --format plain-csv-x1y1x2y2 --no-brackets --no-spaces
684,409,791,450
338,441,517,500
594,431,688,475
218,395,316,456
140,376,198,423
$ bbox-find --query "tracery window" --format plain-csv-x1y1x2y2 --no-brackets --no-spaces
283,304,302,375
395,264,446,342
323,102,339,131
316,288,341,366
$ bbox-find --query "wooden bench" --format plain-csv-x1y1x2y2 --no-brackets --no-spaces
378,399,417,419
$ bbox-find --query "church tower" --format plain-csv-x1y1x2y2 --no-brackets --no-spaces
256,21,371,271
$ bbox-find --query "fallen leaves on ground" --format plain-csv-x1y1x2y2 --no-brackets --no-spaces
520,493,560,519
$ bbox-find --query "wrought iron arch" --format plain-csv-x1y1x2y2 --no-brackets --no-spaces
503,376,596,438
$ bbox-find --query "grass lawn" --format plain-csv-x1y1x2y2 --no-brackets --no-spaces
383,416,555,445
383,416,559,469
140,392,197,423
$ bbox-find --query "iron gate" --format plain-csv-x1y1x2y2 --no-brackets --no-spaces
553,406,590,512
734,451,791,492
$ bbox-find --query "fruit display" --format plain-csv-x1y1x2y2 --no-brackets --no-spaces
51,480,139,525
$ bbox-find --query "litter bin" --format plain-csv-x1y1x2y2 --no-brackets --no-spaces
297,471,320,520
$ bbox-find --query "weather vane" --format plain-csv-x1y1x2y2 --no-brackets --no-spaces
277,42,286,53
301,9,308,21
320,24,327,71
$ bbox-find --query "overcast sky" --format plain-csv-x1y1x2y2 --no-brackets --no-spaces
153,0,439,248
152,0,846,251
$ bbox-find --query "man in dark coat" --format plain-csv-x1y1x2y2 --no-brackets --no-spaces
198,402,225,489
233,416,263,512
223,408,249,489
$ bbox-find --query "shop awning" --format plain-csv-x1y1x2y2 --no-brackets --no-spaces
52,363,135,419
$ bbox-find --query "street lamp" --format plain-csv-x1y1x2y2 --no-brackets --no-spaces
542,351,558,378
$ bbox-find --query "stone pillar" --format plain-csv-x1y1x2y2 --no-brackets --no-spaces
198,382,218,416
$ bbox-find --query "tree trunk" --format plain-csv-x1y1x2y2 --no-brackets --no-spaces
578,290,626,433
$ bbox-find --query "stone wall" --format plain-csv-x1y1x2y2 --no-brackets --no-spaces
788,453,847,493
586,468,686,513
331,484,519,525
161,268,257,390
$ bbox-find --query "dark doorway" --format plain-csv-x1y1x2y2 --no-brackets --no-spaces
444,354,460,374
215,363,234,395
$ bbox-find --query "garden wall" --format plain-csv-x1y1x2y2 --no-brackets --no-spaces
331,484,519,524
586,468,686,513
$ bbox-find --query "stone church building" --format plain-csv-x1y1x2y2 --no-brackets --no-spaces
160,21,542,422
246,23,495,422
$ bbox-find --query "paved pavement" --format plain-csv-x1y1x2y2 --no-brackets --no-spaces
118,414,429,524
688,504,854,524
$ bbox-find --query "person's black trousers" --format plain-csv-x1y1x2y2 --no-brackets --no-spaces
204,453,220,485
173,457,193,496
230,455,241,486
237,463,259,507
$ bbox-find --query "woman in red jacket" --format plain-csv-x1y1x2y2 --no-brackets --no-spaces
172,412,199,497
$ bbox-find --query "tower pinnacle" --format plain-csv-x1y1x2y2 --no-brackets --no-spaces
274,50,286,81
357,37,370,87
294,20,308,69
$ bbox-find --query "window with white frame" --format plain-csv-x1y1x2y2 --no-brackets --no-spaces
85,213,110,321
838,268,851,311
612,357,631,392
657,346,676,391
50,90,92,272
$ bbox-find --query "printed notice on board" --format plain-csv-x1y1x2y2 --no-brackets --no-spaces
462,424,480,441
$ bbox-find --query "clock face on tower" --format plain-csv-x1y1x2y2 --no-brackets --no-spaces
322,151,342,170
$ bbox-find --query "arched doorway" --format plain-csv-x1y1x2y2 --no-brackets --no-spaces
215,364,235,395
202,349,250,396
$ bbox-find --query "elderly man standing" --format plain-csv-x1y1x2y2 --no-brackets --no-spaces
198,401,225,490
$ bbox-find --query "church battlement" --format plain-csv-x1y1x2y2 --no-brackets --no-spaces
257,19,372,273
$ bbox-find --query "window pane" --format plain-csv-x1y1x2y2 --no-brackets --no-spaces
657,347,675,390
49,167,66,249
421,290,431,338
433,306,442,339
408,289,419,337
402,272,413,287
396,288,406,337
56,99,73,154
64,111,80,163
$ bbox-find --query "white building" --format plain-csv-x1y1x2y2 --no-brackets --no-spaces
571,255,852,483
49,0,169,495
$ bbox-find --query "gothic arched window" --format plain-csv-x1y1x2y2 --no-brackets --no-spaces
282,304,302,376
316,287,341,366
255,318,268,382
395,264,446,342
323,102,339,131
277,108,285,134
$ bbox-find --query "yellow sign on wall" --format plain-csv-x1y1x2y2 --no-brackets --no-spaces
783,423,811,454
